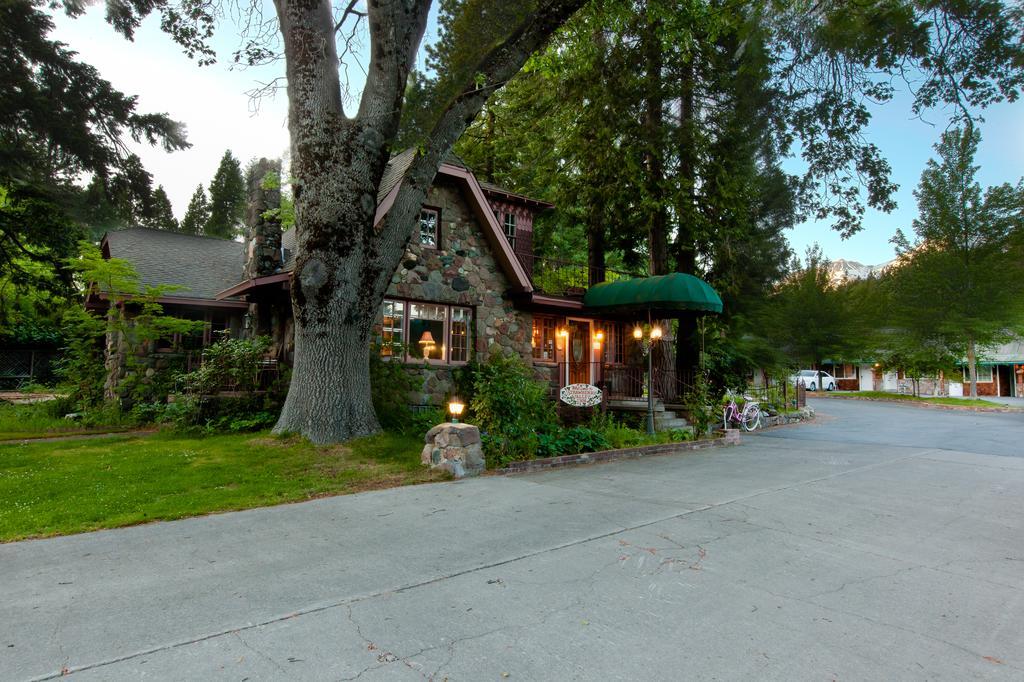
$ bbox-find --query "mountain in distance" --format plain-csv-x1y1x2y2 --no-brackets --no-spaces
826,258,893,284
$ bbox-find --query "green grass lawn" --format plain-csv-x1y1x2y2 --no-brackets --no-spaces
828,390,1018,408
0,401,131,441
0,430,447,542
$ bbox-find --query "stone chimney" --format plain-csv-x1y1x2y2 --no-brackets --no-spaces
243,158,283,279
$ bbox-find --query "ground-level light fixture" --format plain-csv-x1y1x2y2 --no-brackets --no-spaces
448,398,465,423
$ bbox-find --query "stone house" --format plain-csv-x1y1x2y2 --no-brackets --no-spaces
101,152,722,408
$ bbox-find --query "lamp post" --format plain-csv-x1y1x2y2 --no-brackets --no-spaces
633,324,662,435
448,398,465,424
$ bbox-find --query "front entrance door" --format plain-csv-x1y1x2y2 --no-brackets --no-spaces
567,318,592,385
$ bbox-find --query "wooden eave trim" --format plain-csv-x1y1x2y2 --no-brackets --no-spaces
90,291,248,310
373,162,534,294
214,272,292,300
481,187,555,210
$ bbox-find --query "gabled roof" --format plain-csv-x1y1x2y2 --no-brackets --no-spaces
267,154,534,292
102,227,246,301
478,180,555,209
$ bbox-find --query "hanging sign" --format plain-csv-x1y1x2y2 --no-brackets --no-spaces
560,383,603,407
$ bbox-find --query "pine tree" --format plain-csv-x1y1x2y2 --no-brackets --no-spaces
205,150,245,238
142,185,178,231
180,184,210,236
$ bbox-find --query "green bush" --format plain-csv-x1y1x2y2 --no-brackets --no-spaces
179,336,272,395
536,426,610,458
685,370,716,436
471,352,556,465
369,349,420,431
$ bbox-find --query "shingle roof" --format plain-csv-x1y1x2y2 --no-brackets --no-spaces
477,180,554,207
103,227,246,300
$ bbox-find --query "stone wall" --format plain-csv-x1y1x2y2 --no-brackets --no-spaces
373,177,534,406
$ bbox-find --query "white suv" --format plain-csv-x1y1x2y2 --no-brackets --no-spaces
791,369,836,391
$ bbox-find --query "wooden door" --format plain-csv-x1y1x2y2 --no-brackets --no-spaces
568,319,591,384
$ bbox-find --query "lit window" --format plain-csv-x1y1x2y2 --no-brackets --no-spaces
503,212,516,248
419,209,438,248
531,316,557,362
409,303,446,361
450,307,471,363
381,300,405,357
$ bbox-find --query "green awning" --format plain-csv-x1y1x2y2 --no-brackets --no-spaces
583,272,723,315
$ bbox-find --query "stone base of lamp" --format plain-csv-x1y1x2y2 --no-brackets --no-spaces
421,423,484,478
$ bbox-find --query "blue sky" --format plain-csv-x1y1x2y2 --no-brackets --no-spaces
49,6,1022,266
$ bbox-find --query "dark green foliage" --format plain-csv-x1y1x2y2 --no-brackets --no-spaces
55,306,108,409
471,351,556,465
142,185,178,231
179,184,210,235
369,350,420,432
179,336,272,395
684,369,715,437
535,426,609,458
206,150,245,238
888,126,1024,396
762,245,869,370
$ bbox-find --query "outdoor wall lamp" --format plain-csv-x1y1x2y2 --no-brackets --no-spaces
633,324,663,435
448,398,465,423
556,328,568,350
593,330,604,351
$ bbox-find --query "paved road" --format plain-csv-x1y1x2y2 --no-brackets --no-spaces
2,400,1022,681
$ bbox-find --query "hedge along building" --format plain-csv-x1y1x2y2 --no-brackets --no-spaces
103,152,723,409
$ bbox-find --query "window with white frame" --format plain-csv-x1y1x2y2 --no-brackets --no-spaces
419,208,439,248
381,300,405,357
450,307,470,363
503,212,516,248
963,365,994,382
380,299,472,364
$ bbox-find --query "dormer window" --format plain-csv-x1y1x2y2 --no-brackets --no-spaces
419,208,439,248
503,212,516,248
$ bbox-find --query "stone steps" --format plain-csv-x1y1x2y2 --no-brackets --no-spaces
654,409,690,432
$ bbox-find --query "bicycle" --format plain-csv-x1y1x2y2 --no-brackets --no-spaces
723,392,762,431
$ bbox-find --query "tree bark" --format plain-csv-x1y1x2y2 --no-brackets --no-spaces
966,336,978,398
270,0,587,443
642,7,668,277
674,56,699,376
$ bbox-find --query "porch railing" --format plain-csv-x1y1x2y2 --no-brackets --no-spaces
519,255,639,295
551,362,695,404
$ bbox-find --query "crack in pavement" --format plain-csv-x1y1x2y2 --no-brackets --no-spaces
25,446,953,681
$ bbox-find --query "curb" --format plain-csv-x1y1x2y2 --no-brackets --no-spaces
813,394,1022,414
495,434,740,475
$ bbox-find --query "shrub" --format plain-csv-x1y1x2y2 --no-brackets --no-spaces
369,349,420,431
536,426,610,458
471,351,556,465
685,370,716,436
179,336,272,395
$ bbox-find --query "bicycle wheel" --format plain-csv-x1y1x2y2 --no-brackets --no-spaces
741,403,761,431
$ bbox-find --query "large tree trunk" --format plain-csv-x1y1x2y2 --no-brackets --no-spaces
642,7,668,277
270,0,407,443
269,0,587,443
674,57,700,376
966,336,978,398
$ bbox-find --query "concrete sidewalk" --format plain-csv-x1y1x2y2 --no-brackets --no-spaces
3,402,1023,680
